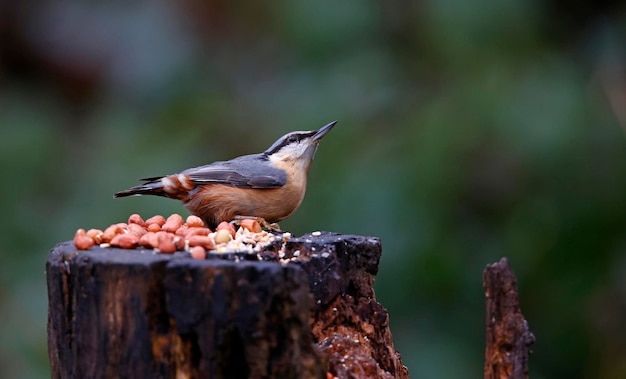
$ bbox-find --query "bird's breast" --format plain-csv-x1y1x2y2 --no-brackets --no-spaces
184,179,307,227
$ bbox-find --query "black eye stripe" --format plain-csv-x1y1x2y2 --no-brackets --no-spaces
264,130,316,156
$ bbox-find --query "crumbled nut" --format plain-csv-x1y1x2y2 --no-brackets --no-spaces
174,236,185,250
242,237,256,245
239,219,262,233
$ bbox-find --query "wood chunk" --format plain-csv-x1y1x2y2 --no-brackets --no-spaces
483,258,535,379
47,242,325,379
278,233,409,379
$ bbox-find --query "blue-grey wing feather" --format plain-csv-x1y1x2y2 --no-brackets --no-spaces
181,154,287,188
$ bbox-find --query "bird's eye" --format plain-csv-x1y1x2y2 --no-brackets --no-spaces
287,135,299,144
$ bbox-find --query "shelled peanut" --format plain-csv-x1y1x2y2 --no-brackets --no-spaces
73,214,276,258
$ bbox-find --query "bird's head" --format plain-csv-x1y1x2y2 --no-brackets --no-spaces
263,121,336,167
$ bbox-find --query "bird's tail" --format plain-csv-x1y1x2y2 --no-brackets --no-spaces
114,179,167,198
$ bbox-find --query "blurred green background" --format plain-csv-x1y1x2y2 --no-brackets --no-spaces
2,0,626,378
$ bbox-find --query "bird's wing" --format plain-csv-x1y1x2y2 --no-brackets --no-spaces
180,155,287,189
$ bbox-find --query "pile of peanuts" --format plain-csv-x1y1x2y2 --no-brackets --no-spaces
73,213,275,260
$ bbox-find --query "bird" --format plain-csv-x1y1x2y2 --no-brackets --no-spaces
114,121,336,229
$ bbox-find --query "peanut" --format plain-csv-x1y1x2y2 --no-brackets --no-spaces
147,232,161,249
146,223,161,232
138,232,155,248
187,235,216,250
74,229,95,250
127,213,144,226
186,215,204,228
157,232,176,254
184,227,212,239
86,228,104,244
145,215,166,227
162,214,184,233
127,223,147,237
110,233,139,249
190,246,206,260
102,224,124,243
175,225,189,237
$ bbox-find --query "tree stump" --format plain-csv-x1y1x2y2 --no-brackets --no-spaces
47,232,408,379
483,258,535,379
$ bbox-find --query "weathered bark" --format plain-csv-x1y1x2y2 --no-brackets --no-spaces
47,232,407,379
47,242,324,379
277,233,409,379
483,258,535,379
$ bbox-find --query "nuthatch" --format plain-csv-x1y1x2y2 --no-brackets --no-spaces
114,121,336,228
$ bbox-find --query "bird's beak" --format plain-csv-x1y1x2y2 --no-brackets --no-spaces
312,120,337,141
